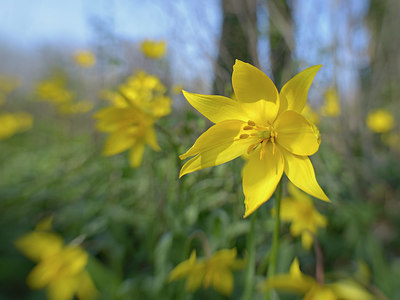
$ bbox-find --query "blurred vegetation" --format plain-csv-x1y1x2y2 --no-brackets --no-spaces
0,0,400,299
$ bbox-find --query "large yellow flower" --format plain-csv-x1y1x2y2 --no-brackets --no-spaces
262,258,374,300
169,248,244,296
180,60,329,217
15,229,98,300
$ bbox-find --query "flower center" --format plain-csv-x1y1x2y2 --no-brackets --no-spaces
240,120,278,159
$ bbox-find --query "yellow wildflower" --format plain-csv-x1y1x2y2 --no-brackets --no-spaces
367,109,394,133
35,78,92,115
73,51,96,68
140,40,166,59
262,258,374,300
180,60,329,217
15,228,97,300
0,112,33,140
302,104,320,124
94,106,160,168
279,183,327,250
169,248,245,296
321,87,340,117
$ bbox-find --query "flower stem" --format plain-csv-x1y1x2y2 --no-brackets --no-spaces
242,210,257,300
265,179,282,300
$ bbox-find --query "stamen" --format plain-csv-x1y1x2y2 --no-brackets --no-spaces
250,133,259,137
240,134,249,139
247,120,256,126
259,145,265,160
247,143,257,154
243,125,253,130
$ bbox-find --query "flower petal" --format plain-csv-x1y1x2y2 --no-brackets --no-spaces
240,100,279,125
182,90,248,123
144,127,160,151
279,65,322,114
129,141,145,168
179,119,248,160
275,110,320,156
212,269,234,296
242,143,284,218
281,148,329,202
102,128,135,156
232,60,278,104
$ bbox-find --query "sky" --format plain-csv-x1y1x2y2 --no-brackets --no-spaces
0,0,370,97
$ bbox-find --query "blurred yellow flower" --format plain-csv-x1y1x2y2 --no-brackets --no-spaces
367,109,394,133
0,112,33,140
95,71,171,167
94,106,160,168
261,258,374,300
169,248,244,296
180,60,329,217
15,227,98,300
36,78,92,115
140,40,166,59
279,183,327,250
73,51,96,68
321,87,341,117
381,132,400,150
302,104,320,124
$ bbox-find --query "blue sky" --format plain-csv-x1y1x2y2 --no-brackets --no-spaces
0,0,369,96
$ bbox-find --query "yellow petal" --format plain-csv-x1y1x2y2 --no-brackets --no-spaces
46,278,78,300
242,143,284,218
129,142,145,168
180,120,245,160
102,128,135,156
212,269,234,296
240,99,279,125
279,65,322,114
281,148,329,202
232,60,278,104
275,110,320,156
301,231,314,250
182,90,248,123
328,280,375,300
169,250,197,282
145,127,160,151
76,271,98,300
15,232,64,262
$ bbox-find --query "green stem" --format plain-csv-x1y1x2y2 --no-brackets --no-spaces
242,211,257,300
266,180,282,300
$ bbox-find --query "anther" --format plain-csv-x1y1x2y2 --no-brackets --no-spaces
243,125,253,130
247,143,256,154
240,134,249,139
247,120,256,126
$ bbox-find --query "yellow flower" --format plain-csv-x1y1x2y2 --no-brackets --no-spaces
0,112,33,140
140,40,166,59
73,51,96,68
367,109,394,133
94,106,160,168
180,60,329,217
302,104,320,124
279,183,327,250
169,248,245,296
35,78,93,115
262,258,374,300
15,228,97,300
321,87,341,117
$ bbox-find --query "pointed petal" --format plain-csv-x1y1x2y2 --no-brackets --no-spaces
242,143,284,217
182,90,248,123
14,232,64,262
102,128,135,156
179,137,254,177
275,110,320,156
180,120,245,160
47,278,78,300
76,272,98,300
144,127,160,151
232,60,278,104
281,148,329,202
212,269,234,296
279,65,322,114
129,141,145,168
